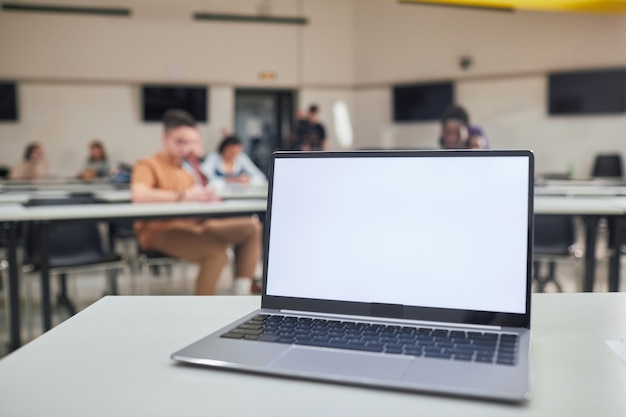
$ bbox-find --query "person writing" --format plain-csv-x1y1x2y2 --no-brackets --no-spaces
11,142,49,180
200,135,267,187
78,140,111,179
131,109,262,295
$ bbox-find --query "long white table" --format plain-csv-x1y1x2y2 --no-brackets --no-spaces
1,199,267,352
1,294,625,417
2,193,625,352
0,184,268,204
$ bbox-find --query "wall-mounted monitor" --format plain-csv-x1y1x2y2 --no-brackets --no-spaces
548,69,626,116
0,81,18,121
393,82,454,122
142,85,208,122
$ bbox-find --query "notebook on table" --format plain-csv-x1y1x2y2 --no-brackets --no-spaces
172,149,534,402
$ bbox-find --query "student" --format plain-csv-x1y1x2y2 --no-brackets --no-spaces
131,109,262,295
78,140,111,179
199,135,267,187
438,105,470,150
291,104,327,151
11,142,49,180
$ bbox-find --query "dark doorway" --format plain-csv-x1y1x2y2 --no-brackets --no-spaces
234,89,295,176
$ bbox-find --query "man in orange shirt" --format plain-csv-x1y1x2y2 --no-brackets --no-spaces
131,109,262,295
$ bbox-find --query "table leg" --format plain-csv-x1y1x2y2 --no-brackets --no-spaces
38,221,53,331
607,216,624,292
582,215,599,292
4,222,21,351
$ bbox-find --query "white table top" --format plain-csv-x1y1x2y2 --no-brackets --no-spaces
535,185,626,196
0,199,267,222
533,195,626,215
1,194,625,217
0,185,267,204
96,185,268,203
0,294,624,417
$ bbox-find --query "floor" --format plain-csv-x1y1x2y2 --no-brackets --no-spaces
1,224,625,359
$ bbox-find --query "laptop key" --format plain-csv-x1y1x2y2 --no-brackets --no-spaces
453,353,473,361
258,334,280,342
221,331,245,339
403,347,423,356
425,351,452,359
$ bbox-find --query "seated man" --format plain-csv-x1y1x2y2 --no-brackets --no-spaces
131,109,262,295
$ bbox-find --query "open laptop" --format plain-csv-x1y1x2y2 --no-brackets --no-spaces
172,149,534,402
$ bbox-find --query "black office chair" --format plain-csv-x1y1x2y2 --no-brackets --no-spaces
533,214,582,293
0,165,10,179
591,154,623,178
106,219,187,294
22,196,130,321
136,249,189,294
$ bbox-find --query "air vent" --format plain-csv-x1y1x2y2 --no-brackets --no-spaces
193,12,308,25
1,2,131,17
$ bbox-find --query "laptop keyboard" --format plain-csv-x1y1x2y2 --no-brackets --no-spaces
220,314,519,365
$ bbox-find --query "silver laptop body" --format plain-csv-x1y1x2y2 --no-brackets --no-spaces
172,149,534,402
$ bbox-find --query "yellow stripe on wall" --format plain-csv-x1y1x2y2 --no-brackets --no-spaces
401,0,626,14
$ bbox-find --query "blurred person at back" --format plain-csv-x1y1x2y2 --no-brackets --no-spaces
131,109,262,295
11,142,49,180
199,135,267,187
78,140,111,179
291,104,327,151
439,105,470,149
467,125,490,150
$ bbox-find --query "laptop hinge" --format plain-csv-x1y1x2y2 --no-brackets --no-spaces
278,309,503,331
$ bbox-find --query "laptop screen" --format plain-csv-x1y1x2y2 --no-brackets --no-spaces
265,151,532,316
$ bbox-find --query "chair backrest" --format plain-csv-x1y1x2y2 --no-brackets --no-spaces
23,196,108,267
591,154,623,178
0,165,10,179
533,214,576,256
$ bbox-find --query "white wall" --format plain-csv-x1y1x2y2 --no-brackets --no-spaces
353,0,626,177
2,0,626,177
0,0,355,176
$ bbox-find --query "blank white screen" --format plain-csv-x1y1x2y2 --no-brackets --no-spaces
266,155,530,314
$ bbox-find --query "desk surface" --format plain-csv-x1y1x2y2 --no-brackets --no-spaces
0,185,267,204
0,294,624,417
0,199,267,222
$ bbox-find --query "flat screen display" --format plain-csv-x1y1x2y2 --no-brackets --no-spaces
142,85,208,122
265,152,531,314
548,69,626,115
0,82,18,121
393,82,453,122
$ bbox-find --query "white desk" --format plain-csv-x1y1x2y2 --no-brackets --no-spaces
1,199,267,352
534,195,626,294
534,195,625,215
0,199,267,222
0,185,267,204
0,294,625,417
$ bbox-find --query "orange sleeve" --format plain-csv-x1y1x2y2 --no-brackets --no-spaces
131,159,156,189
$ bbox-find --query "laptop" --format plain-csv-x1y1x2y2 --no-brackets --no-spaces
172,149,534,402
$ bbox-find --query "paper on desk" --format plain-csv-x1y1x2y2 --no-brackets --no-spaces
606,338,626,365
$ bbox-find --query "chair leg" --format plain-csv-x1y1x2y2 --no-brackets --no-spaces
547,262,563,293
532,261,546,293
105,270,119,295
56,274,77,316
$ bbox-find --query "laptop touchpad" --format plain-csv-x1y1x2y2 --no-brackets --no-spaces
270,347,412,380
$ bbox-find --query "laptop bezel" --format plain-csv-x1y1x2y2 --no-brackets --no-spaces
260,149,534,329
